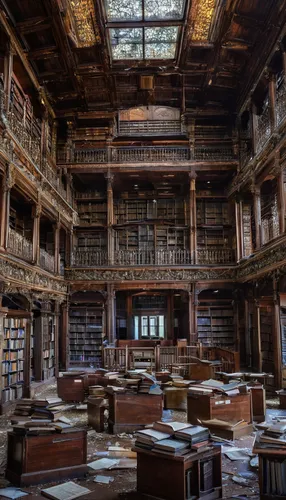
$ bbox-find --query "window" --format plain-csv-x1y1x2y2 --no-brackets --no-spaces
134,315,165,338
105,0,186,60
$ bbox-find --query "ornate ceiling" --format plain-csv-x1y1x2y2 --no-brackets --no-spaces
0,0,285,119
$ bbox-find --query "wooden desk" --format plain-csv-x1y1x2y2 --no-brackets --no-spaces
187,393,252,425
57,375,86,402
135,445,222,500
164,387,188,410
108,392,163,433
6,429,87,486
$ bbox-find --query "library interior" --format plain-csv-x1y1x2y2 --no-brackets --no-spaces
1,0,286,499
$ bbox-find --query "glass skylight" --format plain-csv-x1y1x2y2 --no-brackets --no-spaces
106,0,185,21
110,26,179,60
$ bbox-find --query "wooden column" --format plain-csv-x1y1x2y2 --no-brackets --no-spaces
189,171,197,264
244,298,251,368
167,292,174,341
66,121,74,162
252,185,261,249
235,198,242,261
65,228,73,267
53,220,60,274
51,120,58,162
233,290,240,352
106,172,114,265
33,314,43,381
65,172,73,205
106,284,115,344
23,312,33,398
0,304,8,395
188,290,194,344
0,175,9,250
3,41,13,114
253,299,262,372
54,301,60,378
273,279,282,388
32,203,41,265
189,285,198,344
277,167,285,235
251,102,258,157
268,72,277,132
60,302,69,370
126,293,133,339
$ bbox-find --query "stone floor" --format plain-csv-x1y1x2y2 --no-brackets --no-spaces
0,385,281,499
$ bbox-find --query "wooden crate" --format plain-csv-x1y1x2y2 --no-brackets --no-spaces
57,375,86,402
108,392,163,433
135,445,222,500
6,429,87,486
187,393,252,425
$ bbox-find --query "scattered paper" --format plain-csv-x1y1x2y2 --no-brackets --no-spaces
41,481,90,500
232,476,251,486
225,450,251,461
94,475,114,484
250,456,259,468
109,458,137,469
0,488,29,499
88,458,119,470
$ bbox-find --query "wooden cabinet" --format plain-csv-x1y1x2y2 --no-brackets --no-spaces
57,375,86,402
6,429,87,486
135,445,222,500
187,393,252,427
108,392,163,433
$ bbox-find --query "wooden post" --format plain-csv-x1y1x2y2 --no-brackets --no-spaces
254,299,262,372
268,72,277,132
54,301,60,378
155,345,160,372
235,198,242,261
273,279,282,388
65,228,73,267
0,304,8,395
106,284,115,344
41,110,48,164
60,302,69,370
51,119,58,162
126,293,132,339
251,102,258,157
33,314,43,381
277,168,285,235
53,220,60,274
188,290,194,344
252,185,261,249
106,172,114,265
0,175,9,250
3,41,13,114
189,171,197,264
66,172,73,205
32,203,41,266
23,312,33,398
167,292,174,341
244,298,251,368
125,345,129,371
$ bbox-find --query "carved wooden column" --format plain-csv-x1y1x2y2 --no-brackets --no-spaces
126,293,133,339
60,301,69,370
244,297,251,368
251,184,261,249
23,303,33,398
53,219,60,274
251,101,258,157
3,41,13,114
189,171,197,264
233,290,240,352
235,197,242,261
268,72,277,132
106,172,114,265
167,291,174,341
0,301,8,394
0,165,15,250
65,228,73,267
66,121,74,162
106,284,115,344
277,166,285,235
272,278,282,388
189,285,198,344
51,119,58,162
65,171,73,205
253,298,262,372
32,202,41,266
54,301,60,378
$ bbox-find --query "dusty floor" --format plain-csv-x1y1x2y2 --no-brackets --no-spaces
0,385,282,499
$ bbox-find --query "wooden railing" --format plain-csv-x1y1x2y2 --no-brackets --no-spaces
58,145,236,164
276,81,286,126
197,248,235,265
7,228,33,262
72,249,108,267
40,248,55,273
118,120,185,136
256,106,271,154
114,249,191,266
202,347,240,373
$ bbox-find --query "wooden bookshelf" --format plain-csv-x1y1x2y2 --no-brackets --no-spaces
114,198,185,224
69,306,104,366
197,305,235,348
253,439,286,499
260,305,274,375
77,200,107,226
33,304,55,382
196,199,233,255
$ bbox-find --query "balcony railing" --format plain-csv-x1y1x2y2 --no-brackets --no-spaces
256,106,271,154
59,145,236,164
197,248,235,265
118,120,185,136
114,249,191,266
40,248,55,273
276,82,286,127
7,228,33,262
72,249,108,267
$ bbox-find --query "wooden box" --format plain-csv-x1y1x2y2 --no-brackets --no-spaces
135,445,222,500
6,429,87,486
87,396,108,432
164,387,188,410
187,393,252,425
57,375,86,402
108,392,163,433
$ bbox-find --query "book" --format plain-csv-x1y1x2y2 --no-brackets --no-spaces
135,429,171,442
153,421,191,434
153,438,190,454
200,460,214,492
175,425,210,444
41,481,91,500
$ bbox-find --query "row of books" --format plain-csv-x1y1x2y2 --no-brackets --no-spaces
3,372,24,386
2,383,23,402
135,421,210,457
3,349,24,361
262,458,286,496
4,339,25,349
2,360,24,372
4,329,25,339
4,318,27,328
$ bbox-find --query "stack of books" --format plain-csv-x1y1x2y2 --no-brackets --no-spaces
10,398,75,435
188,379,244,397
135,421,210,456
255,422,286,449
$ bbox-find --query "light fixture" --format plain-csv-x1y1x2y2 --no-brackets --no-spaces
213,290,219,294
153,199,157,203
207,181,211,184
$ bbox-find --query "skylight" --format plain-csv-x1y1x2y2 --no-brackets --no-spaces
105,0,186,60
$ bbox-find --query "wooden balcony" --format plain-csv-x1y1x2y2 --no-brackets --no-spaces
276,81,286,127
70,248,235,267
196,248,235,265
7,228,33,262
256,106,271,154
40,248,55,273
58,145,236,165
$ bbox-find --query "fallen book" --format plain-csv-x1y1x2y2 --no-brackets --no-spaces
174,425,210,444
135,428,171,443
153,438,190,455
153,421,191,434
41,481,90,500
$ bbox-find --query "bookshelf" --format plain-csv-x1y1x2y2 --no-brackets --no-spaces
42,315,55,380
2,314,27,405
196,198,233,254
260,305,274,375
77,200,107,226
69,306,104,366
253,439,286,499
114,198,185,224
33,304,55,382
197,304,235,348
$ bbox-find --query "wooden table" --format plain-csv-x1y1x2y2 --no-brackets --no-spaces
6,429,87,486
107,392,163,433
135,445,222,500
